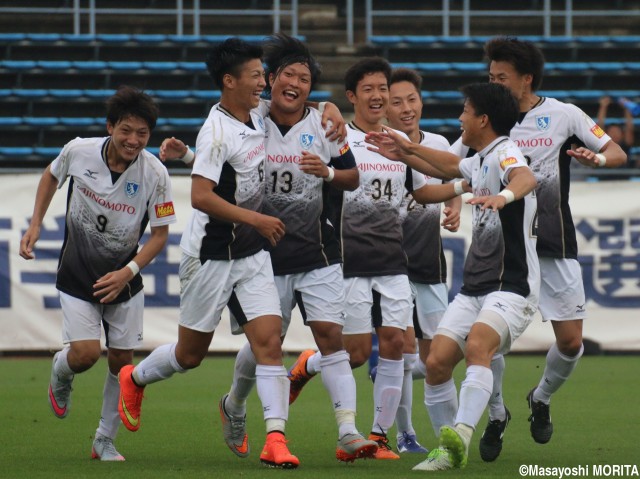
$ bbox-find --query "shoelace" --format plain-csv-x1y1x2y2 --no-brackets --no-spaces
228,416,246,440
96,437,119,456
52,376,73,401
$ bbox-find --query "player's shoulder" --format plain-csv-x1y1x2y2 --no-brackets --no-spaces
420,130,450,150
140,149,170,175
538,96,583,116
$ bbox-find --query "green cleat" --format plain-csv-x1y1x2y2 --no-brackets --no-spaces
439,426,469,468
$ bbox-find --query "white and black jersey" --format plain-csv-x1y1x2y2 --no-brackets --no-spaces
51,137,176,303
331,123,427,278
511,97,610,259
459,136,539,301
180,104,268,261
264,107,356,275
399,131,451,284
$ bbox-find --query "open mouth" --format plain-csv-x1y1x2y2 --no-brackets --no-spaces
283,89,299,100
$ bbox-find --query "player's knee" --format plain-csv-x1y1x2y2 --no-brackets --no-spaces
557,337,583,357
348,350,369,369
425,354,452,383
176,350,205,370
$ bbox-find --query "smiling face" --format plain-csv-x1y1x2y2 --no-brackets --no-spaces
387,80,422,139
458,98,485,149
269,62,312,118
346,71,389,129
488,60,531,102
224,58,266,115
106,115,150,166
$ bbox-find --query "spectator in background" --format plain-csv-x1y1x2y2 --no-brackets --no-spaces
597,96,634,166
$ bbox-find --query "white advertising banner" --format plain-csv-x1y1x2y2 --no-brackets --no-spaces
1,174,639,352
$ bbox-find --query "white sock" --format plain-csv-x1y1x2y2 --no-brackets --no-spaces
306,351,322,375
256,364,289,433
54,347,75,379
320,350,358,437
396,353,417,438
535,342,584,404
488,354,506,421
96,371,120,440
455,365,493,429
424,378,458,437
133,343,184,386
412,357,427,380
226,342,256,417
371,357,403,436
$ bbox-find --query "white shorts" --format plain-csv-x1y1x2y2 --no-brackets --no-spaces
411,281,449,340
59,290,144,349
179,250,281,333
539,257,587,322
342,275,412,335
276,264,346,335
436,291,537,355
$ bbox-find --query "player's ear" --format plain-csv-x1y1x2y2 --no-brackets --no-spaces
345,90,356,105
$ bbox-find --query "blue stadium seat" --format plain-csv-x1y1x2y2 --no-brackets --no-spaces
404,35,438,45
36,61,72,70
83,89,114,98
191,90,221,100
608,36,640,44
411,63,451,73
34,147,61,157
309,91,331,101
1,60,37,70
96,34,132,43
589,62,625,72
107,61,143,70
167,34,203,43
151,89,191,99
574,36,611,44
142,62,179,71
12,88,48,98
0,117,22,126
177,61,206,71
623,62,640,71
24,117,59,126
48,89,85,98
132,34,168,43
26,33,62,42
369,35,404,45
0,147,34,156
431,91,463,100
0,89,11,97
58,117,101,126
419,119,448,128
538,90,571,99
0,33,27,42
61,34,97,43
71,60,108,70
450,62,485,72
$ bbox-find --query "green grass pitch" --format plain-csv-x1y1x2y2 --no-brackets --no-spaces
0,354,638,478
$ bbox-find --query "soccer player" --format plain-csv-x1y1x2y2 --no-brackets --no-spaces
19,86,176,461
366,81,539,471
288,57,456,460
116,38,301,469
381,67,461,454
217,33,378,463
484,37,627,447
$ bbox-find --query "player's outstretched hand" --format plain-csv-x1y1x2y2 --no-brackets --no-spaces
159,137,188,162
567,146,602,168
93,268,135,304
442,206,461,232
321,103,347,143
253,213,286,247
299,151,330,179
467,194,508,212
19,225,40,260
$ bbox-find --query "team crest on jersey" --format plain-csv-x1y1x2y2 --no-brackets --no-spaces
125,181,139,198
590,124,605,138
535,115,550,131
300,133,315,150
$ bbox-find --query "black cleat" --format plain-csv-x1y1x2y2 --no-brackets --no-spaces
479,407,511,462
527,388,553,444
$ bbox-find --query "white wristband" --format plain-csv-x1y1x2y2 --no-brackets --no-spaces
126,260,140,277
595,153,607,167
318,102,327,114
453,180,465,196
498,189,515,204
179,147,195,164
324,166,335,182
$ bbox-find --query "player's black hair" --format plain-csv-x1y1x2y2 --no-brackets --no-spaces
484,36,546,92
344,57,392,94
460,82,519,137
106,85,159,130
389,67,423,91
262,32,321,95
205,37,264,90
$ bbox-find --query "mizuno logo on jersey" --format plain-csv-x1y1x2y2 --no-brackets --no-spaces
84,169,98,179
500,157,518,170
155,202,175,218
590,124,605,138
339,144,351,156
